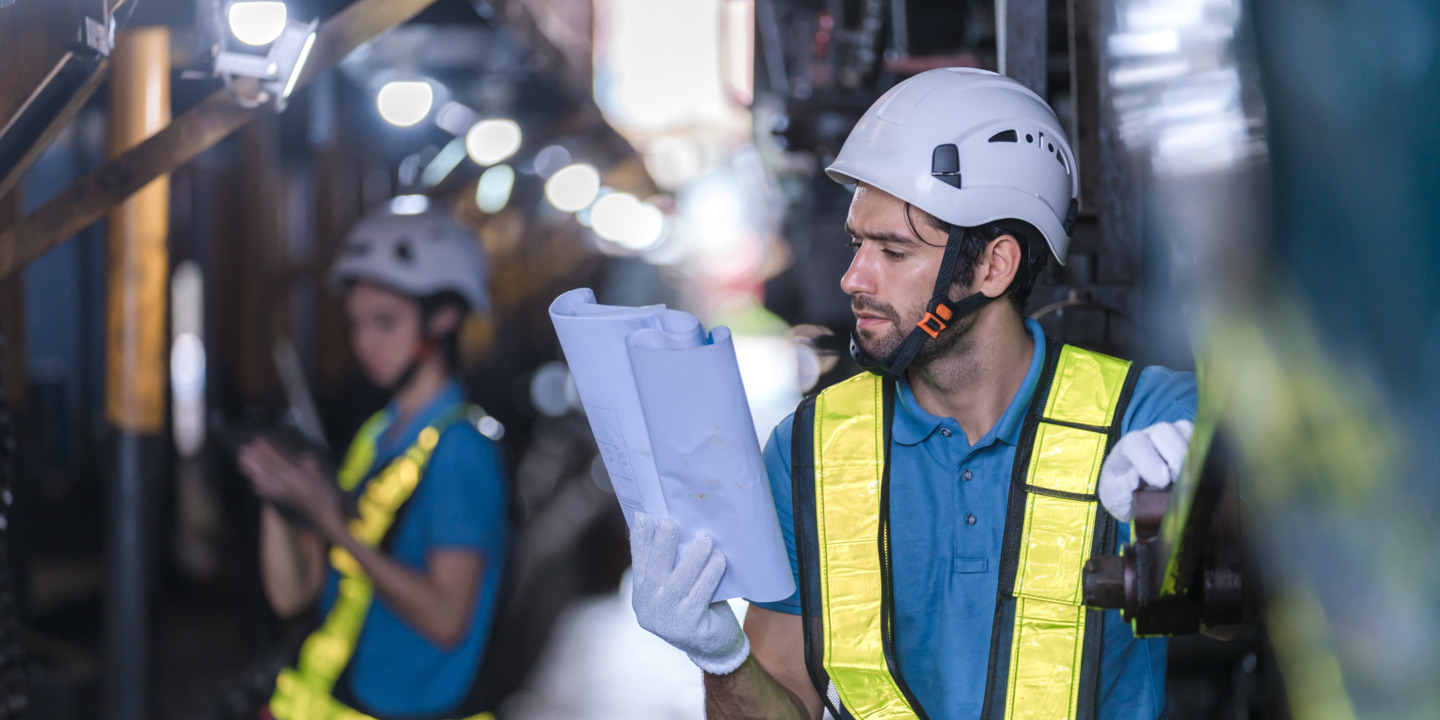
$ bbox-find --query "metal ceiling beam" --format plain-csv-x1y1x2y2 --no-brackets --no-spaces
0,0,446,280
0,0,114,201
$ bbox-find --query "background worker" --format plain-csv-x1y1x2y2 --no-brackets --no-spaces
237,200,508,720
626,69,1197,719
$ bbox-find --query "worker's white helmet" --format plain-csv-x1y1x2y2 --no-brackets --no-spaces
330,197,490,312
826,68,1080,264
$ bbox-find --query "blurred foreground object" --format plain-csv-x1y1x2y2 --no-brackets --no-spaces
1094,0,1440,716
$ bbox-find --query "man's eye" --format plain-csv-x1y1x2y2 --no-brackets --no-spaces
882,248,905,260
846,239,861,252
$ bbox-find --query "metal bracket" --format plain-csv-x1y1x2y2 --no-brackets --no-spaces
83,15,113,56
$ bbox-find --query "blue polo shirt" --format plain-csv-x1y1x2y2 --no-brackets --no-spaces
319,381,509,718
750,319,1196,719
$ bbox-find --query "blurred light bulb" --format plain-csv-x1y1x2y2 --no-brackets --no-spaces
544,164,601,213
475,164,515,214
228,1,288,46
466,119,523,166
377,81,434,127
390,195,430,215
591,193,666,250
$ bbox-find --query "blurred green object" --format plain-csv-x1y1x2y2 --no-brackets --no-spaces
1105,0,1440,716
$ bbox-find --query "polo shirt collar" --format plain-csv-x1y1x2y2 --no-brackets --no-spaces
892,318,1046,447
376,379,467,456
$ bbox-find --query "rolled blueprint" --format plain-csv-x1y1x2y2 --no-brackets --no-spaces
549,288,794,603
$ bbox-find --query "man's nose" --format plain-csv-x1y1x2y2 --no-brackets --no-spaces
840,246,876,297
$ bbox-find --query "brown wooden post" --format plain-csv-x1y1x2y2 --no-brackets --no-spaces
102,25,170,720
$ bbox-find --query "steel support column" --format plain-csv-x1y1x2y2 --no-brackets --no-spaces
101,26,170,720
995,0,1048,98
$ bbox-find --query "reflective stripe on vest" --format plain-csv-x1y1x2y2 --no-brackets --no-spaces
794,341,1138,720
269,405,493,720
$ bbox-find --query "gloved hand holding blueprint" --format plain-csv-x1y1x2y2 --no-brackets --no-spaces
549,288,795,603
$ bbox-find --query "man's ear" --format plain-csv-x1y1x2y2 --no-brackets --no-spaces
977,234,1022,298
428,304,462,337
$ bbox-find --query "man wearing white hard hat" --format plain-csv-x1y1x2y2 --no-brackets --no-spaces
238,198,508,720
627,69,1195,718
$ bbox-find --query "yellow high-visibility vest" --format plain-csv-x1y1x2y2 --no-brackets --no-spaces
269,405,495,720
792,342,1138,720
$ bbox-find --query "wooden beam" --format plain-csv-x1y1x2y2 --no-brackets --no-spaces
0,0,444,280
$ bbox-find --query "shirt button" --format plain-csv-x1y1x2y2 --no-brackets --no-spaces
940,428,952,438
962,469,973,481
966,513,977,526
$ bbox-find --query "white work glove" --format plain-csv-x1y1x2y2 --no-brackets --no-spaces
628,512,750,675
1099,420,1195,523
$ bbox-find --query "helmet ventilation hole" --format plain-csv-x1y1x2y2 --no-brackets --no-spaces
988,129,1018,143
394,240,414,263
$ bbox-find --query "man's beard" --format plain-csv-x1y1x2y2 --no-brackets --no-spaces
852,294,973,369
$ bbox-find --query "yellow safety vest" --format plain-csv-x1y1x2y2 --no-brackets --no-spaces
792,342,1138,720
269,406,495,720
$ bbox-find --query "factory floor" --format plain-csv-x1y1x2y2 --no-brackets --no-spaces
500,571,736,720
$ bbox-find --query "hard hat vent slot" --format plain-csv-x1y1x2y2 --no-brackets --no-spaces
395,240,414,263
988,130,1018,143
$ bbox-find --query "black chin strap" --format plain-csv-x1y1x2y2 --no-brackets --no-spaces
851,224,1001,382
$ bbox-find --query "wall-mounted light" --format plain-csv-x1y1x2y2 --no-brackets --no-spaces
213,6,318,112
227,1,288,46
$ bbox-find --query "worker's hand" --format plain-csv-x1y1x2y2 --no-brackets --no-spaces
1099,420,1194,523
238,438,346,540
628,512,750,676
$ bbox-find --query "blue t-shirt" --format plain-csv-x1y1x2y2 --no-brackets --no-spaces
749,319,1196,719
319,381,509,717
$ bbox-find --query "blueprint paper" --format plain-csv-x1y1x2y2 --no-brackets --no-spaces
549,288,795,603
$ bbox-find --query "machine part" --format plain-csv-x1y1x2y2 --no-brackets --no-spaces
1082,429,1246,637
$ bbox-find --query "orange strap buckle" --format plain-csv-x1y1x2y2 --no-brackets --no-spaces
917,302,954,339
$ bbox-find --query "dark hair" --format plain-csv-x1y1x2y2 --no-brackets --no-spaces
906,205,1048,315
419,290,470,371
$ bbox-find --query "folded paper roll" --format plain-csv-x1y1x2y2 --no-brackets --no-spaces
549,288,795,603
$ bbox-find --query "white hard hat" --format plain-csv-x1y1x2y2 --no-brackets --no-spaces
330,197,490,312
826,68,1079,264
